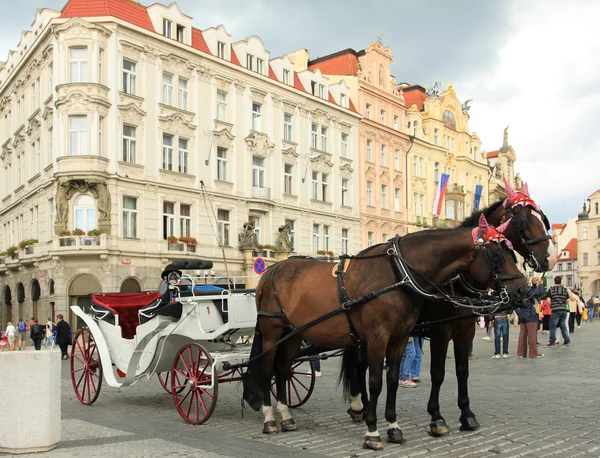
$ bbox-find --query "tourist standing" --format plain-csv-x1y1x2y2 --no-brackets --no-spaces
586,296,595,323
540,297,552,334
517,301,544,358
54,314,72,360
45,318,55,349
411,336,424,382
4,322,16,351
16,318,27,350
547,276,576,346
398,337,417,387
29,319,44,351
492,314,510,358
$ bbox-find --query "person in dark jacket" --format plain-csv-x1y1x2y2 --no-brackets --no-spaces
517,279,545,358
29,318,45,351
54,314,72,360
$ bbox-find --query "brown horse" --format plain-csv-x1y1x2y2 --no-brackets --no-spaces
242,216,528,450
340,181,555,437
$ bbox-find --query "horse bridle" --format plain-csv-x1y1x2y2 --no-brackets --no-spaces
502,205,551,271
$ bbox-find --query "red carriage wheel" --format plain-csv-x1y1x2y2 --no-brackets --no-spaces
157,371,185,394
71,329,103,405
171,343,218,424
270,359,316,408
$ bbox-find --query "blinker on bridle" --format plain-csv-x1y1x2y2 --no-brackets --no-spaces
502,205,551,270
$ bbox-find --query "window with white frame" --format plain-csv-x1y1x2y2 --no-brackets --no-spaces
180,204,191,237
365,103,371,119
283,69,290,85
176,24,185,43
367,181,373,206
341,178,349,206
162,202,175,239
217,41,226,59
413,192,424,216
380,109,386,124
457,201,464,220
178,78,188,110
48,198,54,241
15,154,21,187
368,232,374,247
311,81,317,96
31,82,36,110
246,54,254,71
123,196,137,238
49,63,53,95
394,188,401,211
446,200,455,220
284,164,293,194
162,72,174,105
252,102,262,131
412,156,418,176
583,227,588,240
216,89,228,121
340,93,347,108
413,120,419,137
381,144,387,167
319,84,325,99
98,116,104,154
312,171,319,200
69,115,87,156
250,216,261,244
323,225,330,251
257,58,264,74
252,156,265,187
285,219,295,250
394,149,400,170
367,139,373,162
341,133,348,157
284,113,293,141
74,194,95,232
311,123,318,149
123,59,136,95
473,146,478,162
434,128,439,145
321,173,328,202
312,224,320,252
69,47,88,83
163,18,172,38
381,185,387,209
98,48,104,84
32,140,40,175
341,229,349,254
122,125,136,163
434,162,439,182
216,147,228,181
47,127,52,165
162,134,173,170
393,115,399,130
321,126,328,152
178,138,188,174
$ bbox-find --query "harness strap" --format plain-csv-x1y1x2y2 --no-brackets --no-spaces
257,311,284,318
335,257,362,345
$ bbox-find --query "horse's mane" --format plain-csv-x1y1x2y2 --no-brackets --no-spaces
459,198,505,228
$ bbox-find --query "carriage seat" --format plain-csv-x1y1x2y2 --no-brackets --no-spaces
161,259,214,279
90,292,162,339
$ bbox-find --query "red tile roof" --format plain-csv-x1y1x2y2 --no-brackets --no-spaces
61,0,155,32
552,223,567,233
191,27,211,54
486,150,499,158
348,99,358,113
402,85,427,111
268,64,278,82
293,72,305,92
308,51,359,75
230,46,241,66
558,238,577,261
328,92,336,104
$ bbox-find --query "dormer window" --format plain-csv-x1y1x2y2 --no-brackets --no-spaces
163,19,172,38
311,81,317,96
246,54,254,71
283,69,290,85
176,24,185,43
257,58,264,74
319,84,325,99
217,41,226,59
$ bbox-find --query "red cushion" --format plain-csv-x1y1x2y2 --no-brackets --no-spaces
91,293,161,339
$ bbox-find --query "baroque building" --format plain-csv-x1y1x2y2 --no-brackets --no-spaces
576,191,600,297
0,0,361,327
305,41,410,246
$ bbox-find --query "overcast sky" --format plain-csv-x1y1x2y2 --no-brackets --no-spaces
0,0,598,227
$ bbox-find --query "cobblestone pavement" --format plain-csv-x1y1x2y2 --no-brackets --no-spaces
6,322,600,457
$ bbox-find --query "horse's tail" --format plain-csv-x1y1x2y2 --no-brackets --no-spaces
242,324,265,411
338,347,359,402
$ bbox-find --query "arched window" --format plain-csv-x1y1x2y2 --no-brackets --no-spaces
413,120,419,138
73,194,96,232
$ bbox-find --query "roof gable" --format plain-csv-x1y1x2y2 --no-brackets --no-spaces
61,0,155,32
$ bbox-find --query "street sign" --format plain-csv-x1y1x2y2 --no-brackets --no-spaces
253,257,266,275
122,258,131,265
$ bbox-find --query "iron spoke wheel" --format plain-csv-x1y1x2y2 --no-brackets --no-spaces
158,370,185,394
171,343,218,424
270,359,316,408
70,329,103,405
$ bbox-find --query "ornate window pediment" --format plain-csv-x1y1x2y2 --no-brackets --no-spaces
393,173,404,187
282,145,299,164
54,85,111,114
158,112,196,136
214,128,235,149
118,103,146,125
365,166,376,180
340,163,353,179
159,53,195,77
245,131,274,158
310,154,333,173
54,17,111,41
119,40,144,61
380,170,390,184
26,116,41,137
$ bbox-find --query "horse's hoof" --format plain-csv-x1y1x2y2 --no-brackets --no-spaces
387,427,405,444
347,408,364,422
362,435,384,450
281,418,298,432
428,419,450,437
262,420,278,434
459,417,480,431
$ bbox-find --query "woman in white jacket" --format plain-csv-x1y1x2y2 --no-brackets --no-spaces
4,322,16,351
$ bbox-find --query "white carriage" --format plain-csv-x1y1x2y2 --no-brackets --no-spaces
70,259,316,424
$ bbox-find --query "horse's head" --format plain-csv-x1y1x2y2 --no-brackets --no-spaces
501,179,555,272
468,214,528,303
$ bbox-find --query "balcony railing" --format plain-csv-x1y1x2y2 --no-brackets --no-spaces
54,235,109,250
252,186,271,200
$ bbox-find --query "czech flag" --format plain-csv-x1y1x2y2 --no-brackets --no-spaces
432,173,450,216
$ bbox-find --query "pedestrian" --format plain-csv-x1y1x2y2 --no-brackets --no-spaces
517,301,544,359
411,336,424,382
483,314,492,340
44,318,55,349
540,296,551,334
398,337,417,387
16,318,27,350
4,321,16,351
492,312,510,358
27,316,35,346
567,293,584,333
0,330,6,351
54,314,72,360
586,295,595,323
29,319,44,351
547,276,576,346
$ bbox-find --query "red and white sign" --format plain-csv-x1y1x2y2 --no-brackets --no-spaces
122,258,131,265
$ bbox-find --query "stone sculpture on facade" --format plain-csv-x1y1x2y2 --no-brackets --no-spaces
238,220,257,250
426,80,441,99
54,179,112,234
277,224,293,252
461,98,472,117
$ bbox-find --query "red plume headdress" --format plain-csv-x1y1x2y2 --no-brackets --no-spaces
503,178,541,213
472,214,514,250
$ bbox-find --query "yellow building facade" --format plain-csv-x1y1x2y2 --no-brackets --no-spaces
576,191,600,297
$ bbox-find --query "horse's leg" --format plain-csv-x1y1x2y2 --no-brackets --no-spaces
260,320,285,435
454,326,479,431
427,333,451,437
341,347,365,422
274,335,303,432
383,342,405,444
362,340,388,451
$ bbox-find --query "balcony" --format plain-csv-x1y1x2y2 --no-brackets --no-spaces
252,186,271,200
54,235,109,250
56,155,110,175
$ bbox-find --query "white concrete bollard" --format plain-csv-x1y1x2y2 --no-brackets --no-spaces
0,350,61,454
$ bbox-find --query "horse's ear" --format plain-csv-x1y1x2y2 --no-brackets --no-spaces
496,218,511,234
522,182,530,197
478,213,490,230
504,178,518,202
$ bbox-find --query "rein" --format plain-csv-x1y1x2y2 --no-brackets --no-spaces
503,206,551,270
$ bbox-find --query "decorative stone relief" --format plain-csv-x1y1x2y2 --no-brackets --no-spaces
271,93,283,106
393,173,404,187
310,154,334,173
158,112,196,136
283,99,298,110
250,87,267,103
282,145,299,165
54,17,111,41
55,179,111,235
339,163,354,179
380,170,390,184
26,117,41,137
196,64,214,82
365,166,376,180
214,128,235,149
54,86,111,113
142,44,160,61
160,53,195,77
120,40,144,61
118,103,146,125
233,78,246,94
245,131,274,158
42,106,53,126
